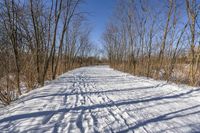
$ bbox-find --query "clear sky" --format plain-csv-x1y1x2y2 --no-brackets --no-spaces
80,0,117,48
79,0,189,49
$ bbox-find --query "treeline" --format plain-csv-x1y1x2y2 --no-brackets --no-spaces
0,0,99,105
103,0,200,86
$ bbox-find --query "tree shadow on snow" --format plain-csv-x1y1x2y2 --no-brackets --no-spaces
1,87,200,121
1,82,200,132
117,104,200,132
22,83,165,102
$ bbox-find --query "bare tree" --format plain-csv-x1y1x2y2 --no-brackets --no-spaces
0,0,23,95
52,0,80,79
157,0,174,75
186,0,199,85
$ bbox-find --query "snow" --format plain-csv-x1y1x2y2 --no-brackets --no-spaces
0,65,200,132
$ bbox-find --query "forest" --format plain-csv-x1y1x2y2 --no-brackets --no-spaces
0,0,102,105
103,0,200,86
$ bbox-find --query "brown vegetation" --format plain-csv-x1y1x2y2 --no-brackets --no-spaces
103,0,200,86
0,0,101,105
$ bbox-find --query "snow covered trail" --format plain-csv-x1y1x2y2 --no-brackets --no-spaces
1,65,200,132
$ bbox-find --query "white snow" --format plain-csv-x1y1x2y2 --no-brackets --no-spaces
0,65,200,132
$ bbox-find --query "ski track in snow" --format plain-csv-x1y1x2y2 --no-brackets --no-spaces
1,65,200,132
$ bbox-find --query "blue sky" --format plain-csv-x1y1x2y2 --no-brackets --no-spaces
80,0,117,48
79,0,190,49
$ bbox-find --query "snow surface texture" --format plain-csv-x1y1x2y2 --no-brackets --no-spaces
0,66,200,133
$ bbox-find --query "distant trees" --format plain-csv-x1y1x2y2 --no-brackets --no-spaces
0,0,98,105
104,0,200,86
